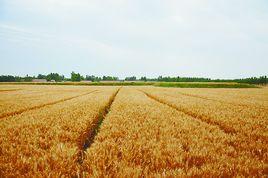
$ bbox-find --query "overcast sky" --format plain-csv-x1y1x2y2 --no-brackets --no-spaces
0,0,267,79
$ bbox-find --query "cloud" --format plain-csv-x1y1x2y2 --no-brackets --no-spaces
0,0,268,78
0,22,147,69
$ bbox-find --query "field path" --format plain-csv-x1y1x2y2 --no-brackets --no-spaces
162,91,268,111
141,90,236,134
77,87,121,163
81,87,266,177
139,87,268,161
0,85,267,177
0,87,119,177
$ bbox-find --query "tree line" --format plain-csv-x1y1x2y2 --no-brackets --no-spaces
0,72,120,82
0,72,267,85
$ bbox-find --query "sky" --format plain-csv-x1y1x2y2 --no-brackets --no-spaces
0,0,267,79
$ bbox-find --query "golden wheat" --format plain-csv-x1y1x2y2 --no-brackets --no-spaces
0,86,118,177
82,87,267,177
0,85,267,177
0,85,99,117
154,87,268,108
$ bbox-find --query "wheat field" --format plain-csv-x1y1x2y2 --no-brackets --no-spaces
0,85,267,177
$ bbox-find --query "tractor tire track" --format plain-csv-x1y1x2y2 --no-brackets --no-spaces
77,87,121,164
140,90,268,160
159,91,268,140
140,90,236,134
0,89,22,92
163,92,267,111
0,90,98,119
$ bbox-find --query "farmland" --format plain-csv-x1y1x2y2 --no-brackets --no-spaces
0,85,267,177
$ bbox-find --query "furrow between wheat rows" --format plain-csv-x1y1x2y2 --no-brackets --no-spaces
140,90,236,134
0,90,98,119
77,87,121,164
139,89,267,161
0,87,119,177
0,89,22,92
140,88,268,139
162,91,268,111
79,87,266,177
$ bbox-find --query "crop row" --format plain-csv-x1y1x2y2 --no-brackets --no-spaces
158,87,268,108
139,87,268,163
0,85,99,117
80,88,265,177
0,86,266,177
0,87,118,177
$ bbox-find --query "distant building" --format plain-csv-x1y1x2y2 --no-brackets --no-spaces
50,80,56,82
81,80,92,83
32,79,47,83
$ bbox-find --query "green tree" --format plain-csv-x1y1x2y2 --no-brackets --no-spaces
24,74,33,82
140,76,147,81
37,74,46,79
46,73,64,82
125,76,136,81
102,76,118,81
0,75,16,82
86,75,101,82
71,72,82,82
